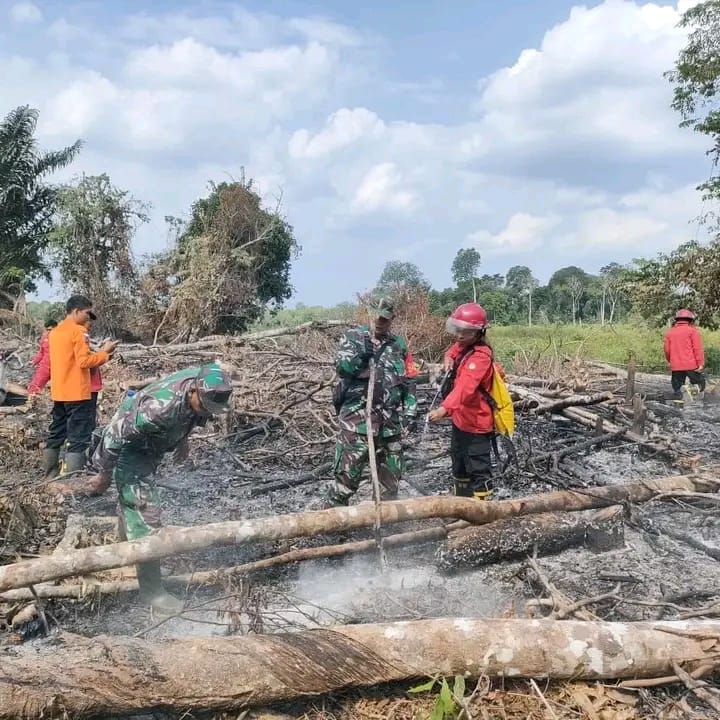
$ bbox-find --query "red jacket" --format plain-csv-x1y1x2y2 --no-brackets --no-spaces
664,321,704,371
441,342,494,434
27,331,51,394
84,331,104,392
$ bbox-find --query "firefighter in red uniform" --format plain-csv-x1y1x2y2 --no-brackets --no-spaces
664,308,706,403
428,303,495,499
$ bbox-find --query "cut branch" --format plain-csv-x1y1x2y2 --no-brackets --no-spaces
533,392,614,415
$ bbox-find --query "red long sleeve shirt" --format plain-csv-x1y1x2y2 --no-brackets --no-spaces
441,342,494,434
664,321,704,371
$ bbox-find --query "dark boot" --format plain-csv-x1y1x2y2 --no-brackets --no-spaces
62,452,87,475
42,448,60,480
453,479,473,497
136,561,184,615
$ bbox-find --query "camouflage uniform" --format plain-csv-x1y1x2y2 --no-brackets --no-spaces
328,320,418,504
92,364,227,540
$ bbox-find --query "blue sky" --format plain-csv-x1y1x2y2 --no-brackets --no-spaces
0,0,711,306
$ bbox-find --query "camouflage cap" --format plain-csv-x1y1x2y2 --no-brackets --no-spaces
194,364,233,414
366,296,395,319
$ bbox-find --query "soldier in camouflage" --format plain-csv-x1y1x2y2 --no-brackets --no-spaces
324,297,419,505
91,363,233,614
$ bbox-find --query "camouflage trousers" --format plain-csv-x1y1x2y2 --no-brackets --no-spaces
113,449,162,541
327,428,403,504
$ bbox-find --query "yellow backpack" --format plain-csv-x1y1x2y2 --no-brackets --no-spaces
480,363,515,437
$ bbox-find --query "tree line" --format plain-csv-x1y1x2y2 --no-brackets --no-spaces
374,255,628,327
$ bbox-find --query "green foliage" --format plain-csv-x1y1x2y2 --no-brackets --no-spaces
25,300,64,326
451,248,481,285
142,176,300,340
0,105,81,304
49,174,149,335
624,239,720,328
666,0,720,204
409,675,471,720
252,302,355,328
705,346,720,373
375,260,430,298
488,322,720,373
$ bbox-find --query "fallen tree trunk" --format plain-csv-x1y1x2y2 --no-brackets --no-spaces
533,391,614,415
0,473,714,592
2,620,719,718
0,523,463,602
437,506,624,572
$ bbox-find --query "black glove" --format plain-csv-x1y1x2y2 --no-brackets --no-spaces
405,419,419,434
362,335,375,360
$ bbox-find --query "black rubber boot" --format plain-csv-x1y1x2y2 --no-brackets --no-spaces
62,452,87,475
136,561,184,615
453,479,473,497
42,448,60,480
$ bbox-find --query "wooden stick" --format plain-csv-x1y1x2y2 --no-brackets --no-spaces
364,355,385,567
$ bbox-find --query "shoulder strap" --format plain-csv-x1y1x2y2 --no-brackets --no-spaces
472,344,497,409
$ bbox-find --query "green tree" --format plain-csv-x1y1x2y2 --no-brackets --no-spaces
666,0,720,205
599,262,626,324
142,176,300,341
49,174,149,336
375,261,429,297
625,240,720,328
451,247,481,291
506,265,539,325
0,105,81,307
548,266,588,324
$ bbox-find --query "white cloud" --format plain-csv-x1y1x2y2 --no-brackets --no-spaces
471,0,703,179
42,72,119,136
287,17,364,47
570,183,702,253
351,162,415,214
469,213,562,254
289,108,385,158
9,2,42,24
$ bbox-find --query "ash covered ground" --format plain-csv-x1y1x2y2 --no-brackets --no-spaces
3,342,720,719
36,380,720,644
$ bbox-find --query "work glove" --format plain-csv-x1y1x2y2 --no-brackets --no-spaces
404,418,419,434
362,335,375,361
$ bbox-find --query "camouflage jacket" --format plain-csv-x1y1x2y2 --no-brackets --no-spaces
335,326,418,437
93,365,210,473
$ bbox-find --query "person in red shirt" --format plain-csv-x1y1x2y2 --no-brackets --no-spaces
428,303,495,499
27,318,57,395
83,317,104,426
664,308,706,402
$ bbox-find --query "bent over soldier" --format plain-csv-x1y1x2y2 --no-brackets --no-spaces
91,363,233,614
325,297,418,506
